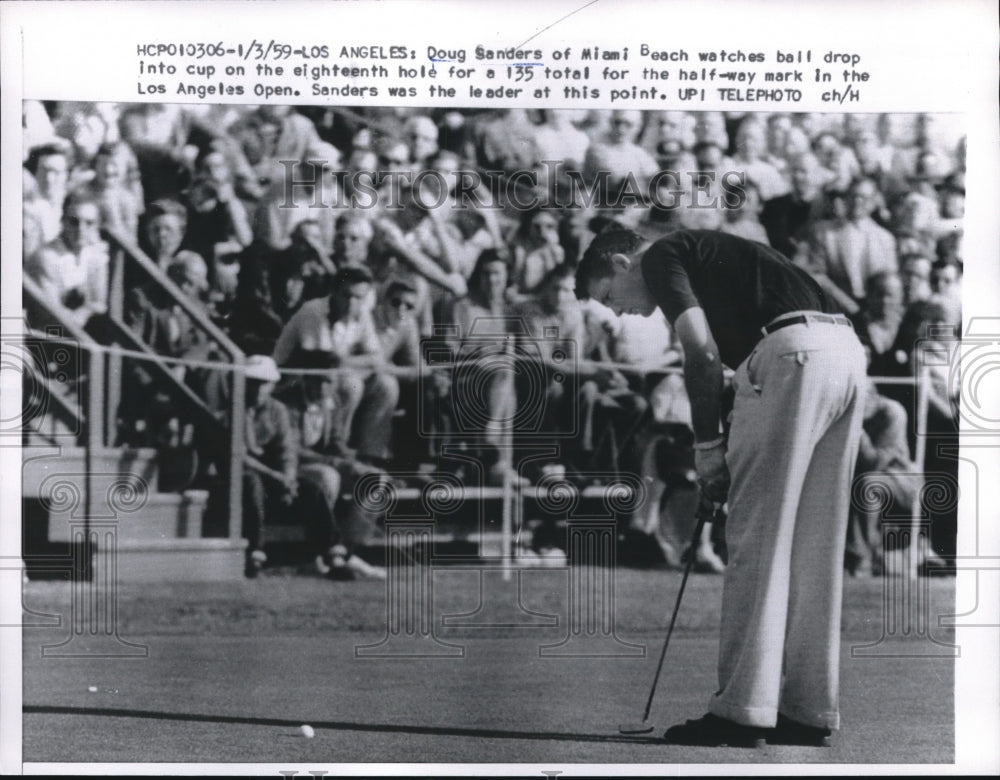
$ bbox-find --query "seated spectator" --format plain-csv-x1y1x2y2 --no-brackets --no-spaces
799,177,897,315
272,266,399,467
78,141,144,240
446,249,522,485
373,281,432,469
731,119,790,201
513,264,587,475
813,131,858,192
275,355,387,580
760,153,826,258
125,253,211,360
509,207,565,295
269,219,335,294
120,254,214,447
26,192,109,328
403,114,439,168
845,382,921,576
930,258,962,328
24,143,71,244
238,355,298,576
118,103,194,202
225,255,285,355
583,109,659,195
720,179,770,244
651,111,697,172
872,299,958,563
181,146,254,298
852,271,904,361
898,252,933,307
142,199,208,275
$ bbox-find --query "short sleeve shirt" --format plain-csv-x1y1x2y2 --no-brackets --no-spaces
641,229,837,368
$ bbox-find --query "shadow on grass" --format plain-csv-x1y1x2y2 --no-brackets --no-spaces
23,704,665,746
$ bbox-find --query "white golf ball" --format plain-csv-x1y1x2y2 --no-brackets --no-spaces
87,686,98,693
300,724,315,738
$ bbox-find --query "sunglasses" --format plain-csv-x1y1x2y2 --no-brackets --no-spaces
390,298,416,311
65,217,99,227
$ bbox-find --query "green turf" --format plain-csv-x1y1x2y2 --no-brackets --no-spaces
21,570,956,765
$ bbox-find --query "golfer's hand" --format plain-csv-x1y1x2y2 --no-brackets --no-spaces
695,441,730,504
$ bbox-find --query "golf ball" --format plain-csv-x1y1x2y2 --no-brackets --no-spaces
87,686,98,693
300,724,315,738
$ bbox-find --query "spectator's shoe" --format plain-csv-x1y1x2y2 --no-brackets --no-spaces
767,714,832,747
245,549,267,579
693,544,726,574
345,555,387,580
663,714,768,748
314,554,332,576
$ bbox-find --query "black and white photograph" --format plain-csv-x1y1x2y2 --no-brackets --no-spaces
2,1,998,775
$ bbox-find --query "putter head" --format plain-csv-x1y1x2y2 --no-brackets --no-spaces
618,721,656,735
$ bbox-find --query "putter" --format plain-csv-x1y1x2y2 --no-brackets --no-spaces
617,494,718,735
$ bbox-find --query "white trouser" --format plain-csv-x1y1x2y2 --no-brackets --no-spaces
708,320,867,730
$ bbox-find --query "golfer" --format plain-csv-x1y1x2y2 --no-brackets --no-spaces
583,228,867,747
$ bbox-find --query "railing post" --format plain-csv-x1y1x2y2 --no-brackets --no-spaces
228,357,245,544
105,247,125,446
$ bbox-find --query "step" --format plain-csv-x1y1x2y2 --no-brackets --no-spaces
22,446,160,500
101,538,248,583
44,489,210,543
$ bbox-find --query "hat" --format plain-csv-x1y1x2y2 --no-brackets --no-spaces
244,355,281,383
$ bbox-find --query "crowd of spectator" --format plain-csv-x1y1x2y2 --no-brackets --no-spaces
23,102,964,577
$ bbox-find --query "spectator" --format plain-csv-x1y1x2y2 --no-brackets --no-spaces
720,179,770,245
403,114,439,168
583,110,659,194
845,383,921,576
509,208,565,294
731,119,790,201
26,192,109,328
80,141,144,240
24,143,71,244
272,265,399,467
873,299,958,563
182,146,254,298
514,263,587,475
800,177,897,315
447,249,523,486
760,153,826,258
142,199,208,276
225,254,285,355
898,252,933,307
239,355,297,576
275,355,388,580
852,271,904,361
118,103,194,202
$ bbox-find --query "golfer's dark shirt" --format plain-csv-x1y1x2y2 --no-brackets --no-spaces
641,230,837,369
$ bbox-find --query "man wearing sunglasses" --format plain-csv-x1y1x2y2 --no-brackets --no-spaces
26,192,109,328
